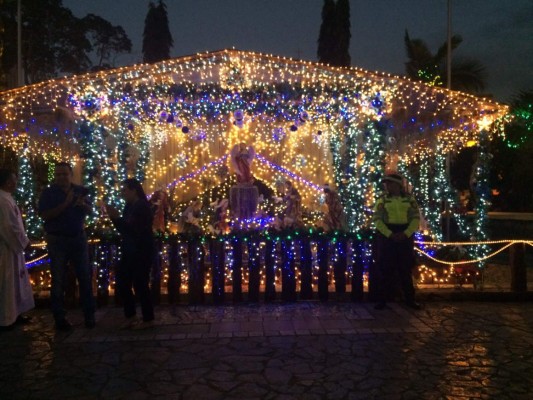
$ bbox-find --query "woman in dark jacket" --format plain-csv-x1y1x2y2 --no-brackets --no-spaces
106,179,155,325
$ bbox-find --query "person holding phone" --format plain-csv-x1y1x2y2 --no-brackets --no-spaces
38,162,95,330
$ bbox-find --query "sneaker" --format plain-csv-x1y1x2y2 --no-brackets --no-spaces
55,319,72,331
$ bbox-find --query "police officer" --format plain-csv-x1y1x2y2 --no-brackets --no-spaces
372,173,421,310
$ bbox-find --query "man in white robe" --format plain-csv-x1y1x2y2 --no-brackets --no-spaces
0,169,34,329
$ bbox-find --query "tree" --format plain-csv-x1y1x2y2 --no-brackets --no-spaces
490,90,533,211
142,0,173,64
0,0,90,85
0,0,131,87
15,147,41,238
83,14,132,71
333,0,351,67
317,0,336,64
0,0,6,90
404,30,487,93
317,0,351,67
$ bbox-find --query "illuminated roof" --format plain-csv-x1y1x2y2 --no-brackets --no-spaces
0,49,509,197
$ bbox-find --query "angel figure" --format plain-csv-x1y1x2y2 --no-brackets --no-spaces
230,143,255,184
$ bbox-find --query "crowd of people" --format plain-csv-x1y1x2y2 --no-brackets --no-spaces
0,163,156,332
0,161,421,332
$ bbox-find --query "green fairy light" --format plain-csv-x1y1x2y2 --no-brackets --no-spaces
16,146,42,238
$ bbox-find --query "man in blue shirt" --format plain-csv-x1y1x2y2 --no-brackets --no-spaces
38,162,95,330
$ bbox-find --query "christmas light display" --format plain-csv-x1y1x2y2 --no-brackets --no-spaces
0,49,511,294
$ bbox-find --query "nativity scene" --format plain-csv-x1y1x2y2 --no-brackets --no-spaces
0,49,509,300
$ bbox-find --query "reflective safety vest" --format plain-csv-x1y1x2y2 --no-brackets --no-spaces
372,194,420,238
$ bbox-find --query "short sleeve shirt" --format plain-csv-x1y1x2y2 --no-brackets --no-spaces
38,184,90,236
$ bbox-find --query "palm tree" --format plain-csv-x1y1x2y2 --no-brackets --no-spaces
404,30,487,94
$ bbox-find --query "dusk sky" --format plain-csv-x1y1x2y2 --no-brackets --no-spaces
64,0,533,103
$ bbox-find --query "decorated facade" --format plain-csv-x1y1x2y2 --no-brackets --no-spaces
0,49,512,298
0,49,508,238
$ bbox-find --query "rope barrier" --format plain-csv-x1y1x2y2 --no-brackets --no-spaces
26,238,532,267
415,239,533,246
415,239,533,266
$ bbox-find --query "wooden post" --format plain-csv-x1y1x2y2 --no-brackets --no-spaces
264,240,276,302
281,240,297,302
151,238,163,305
299,239,313,299
167,238,181,304
210,239,225,304
351,239,365,302
248,240,261,303
317,238,329,302
188,239,205,304
334,239,347,294
232,240,243,302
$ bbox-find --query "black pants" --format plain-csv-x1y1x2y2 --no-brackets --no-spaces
116,250,154,321
374,234,416,304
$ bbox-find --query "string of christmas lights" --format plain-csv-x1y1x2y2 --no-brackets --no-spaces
2,49,512,291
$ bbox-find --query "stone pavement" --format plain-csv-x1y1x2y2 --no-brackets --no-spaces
1,300,532,399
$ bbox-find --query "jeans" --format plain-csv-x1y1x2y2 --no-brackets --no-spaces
46,233,95,321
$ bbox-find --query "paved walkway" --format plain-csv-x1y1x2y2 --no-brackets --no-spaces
1,301,532,399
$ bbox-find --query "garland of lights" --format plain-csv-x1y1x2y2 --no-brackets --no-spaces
135,132,150,183
16,145,42,238
470,130,491,265
398,153,441,239
337,122,361,231
398,142,493,264
115,123,129,185
360,120,386,223
505,101,532,148
78,121,103,228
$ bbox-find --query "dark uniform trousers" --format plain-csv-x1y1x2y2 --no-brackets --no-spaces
374,223,416,304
